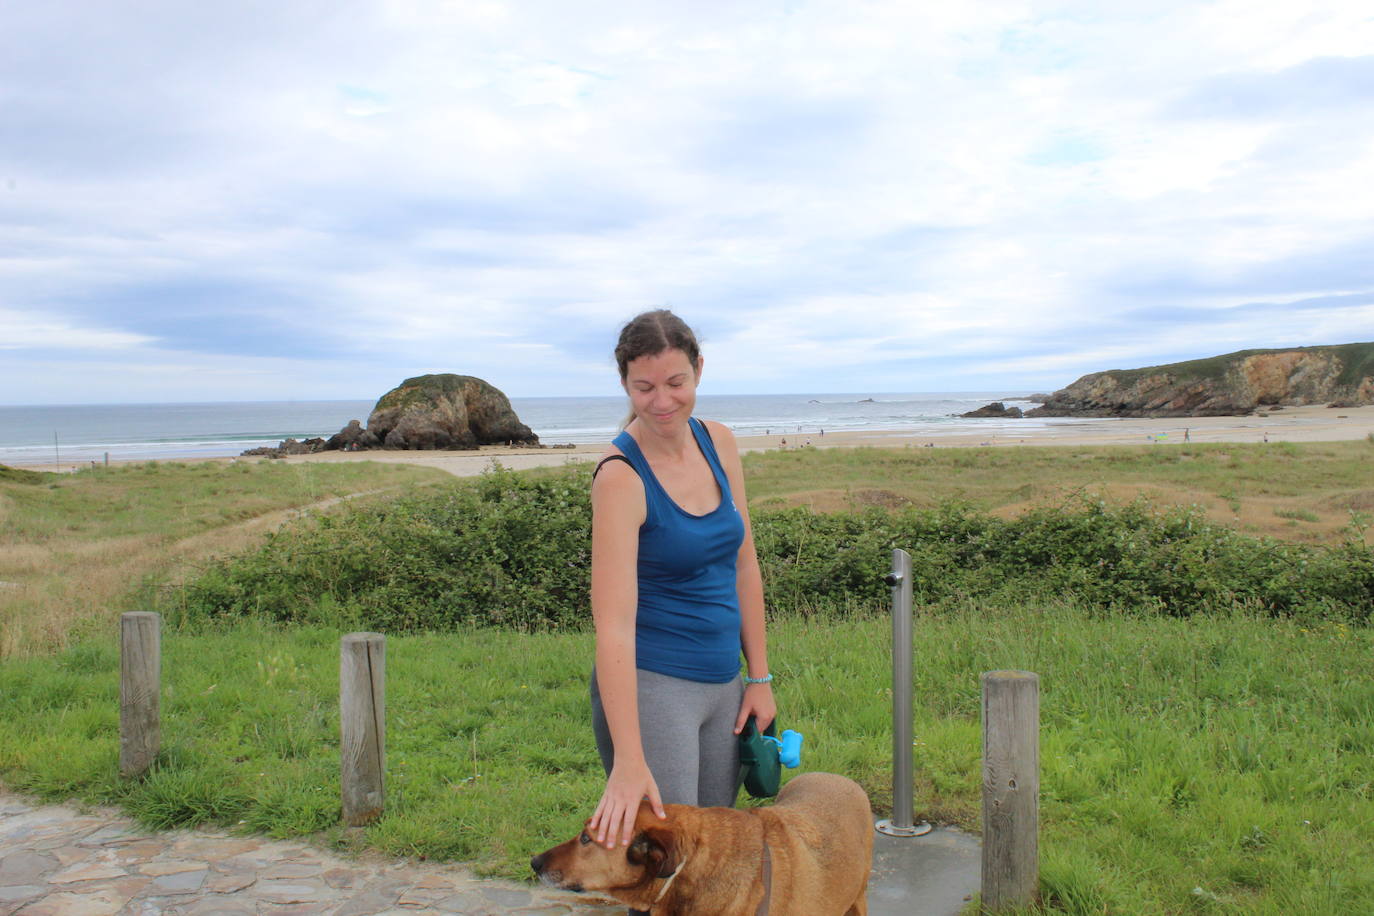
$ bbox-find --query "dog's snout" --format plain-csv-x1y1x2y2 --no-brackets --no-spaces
531,852,574,891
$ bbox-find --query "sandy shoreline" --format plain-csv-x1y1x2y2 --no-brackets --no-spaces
14,404,1369,477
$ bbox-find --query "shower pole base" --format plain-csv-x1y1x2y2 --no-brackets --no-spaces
875,818,933,837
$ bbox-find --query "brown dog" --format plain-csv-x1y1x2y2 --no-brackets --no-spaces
531,772,872,915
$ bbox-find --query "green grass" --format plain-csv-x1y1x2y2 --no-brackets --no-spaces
0,459,449,657
741,440,1374,543
742,440,1373,512
1274,507,1321,523
4,447,1374,912
1331,342,1374,389
2,607,1371,912
1,459,437,545
0,463,53,485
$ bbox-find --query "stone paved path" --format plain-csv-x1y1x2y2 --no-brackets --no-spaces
0,795,625,915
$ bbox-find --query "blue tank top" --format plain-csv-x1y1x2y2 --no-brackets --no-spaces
610,418,746,683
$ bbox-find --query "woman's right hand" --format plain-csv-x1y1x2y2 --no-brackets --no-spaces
589,759,665,849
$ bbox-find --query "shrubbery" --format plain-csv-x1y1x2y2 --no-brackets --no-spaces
165,464,1374,631
168,466,592,632
757,497,1373,618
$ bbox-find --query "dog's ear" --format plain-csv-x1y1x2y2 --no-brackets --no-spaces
627,827,677,879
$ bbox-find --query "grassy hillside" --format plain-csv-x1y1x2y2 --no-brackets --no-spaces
740,440,1374,544
1083,341,1374,388
0,460,450,658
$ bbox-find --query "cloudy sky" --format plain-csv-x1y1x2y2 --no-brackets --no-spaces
4,1,1373,405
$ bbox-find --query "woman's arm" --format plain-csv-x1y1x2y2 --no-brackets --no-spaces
706,421,776,734
585,457,664,848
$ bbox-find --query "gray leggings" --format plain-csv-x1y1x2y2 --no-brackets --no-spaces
590,667,744,808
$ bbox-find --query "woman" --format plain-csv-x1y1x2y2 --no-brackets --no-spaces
587,309,775,858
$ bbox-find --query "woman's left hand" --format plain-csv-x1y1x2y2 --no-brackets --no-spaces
733,682,777,735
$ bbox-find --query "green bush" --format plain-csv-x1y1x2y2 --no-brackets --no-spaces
164,465,1374,631
169,465,592,631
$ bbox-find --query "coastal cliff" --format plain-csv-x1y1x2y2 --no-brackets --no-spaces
1028,343,1374,418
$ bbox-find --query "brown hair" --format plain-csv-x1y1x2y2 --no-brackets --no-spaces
614,309,701,381
614,309,702,430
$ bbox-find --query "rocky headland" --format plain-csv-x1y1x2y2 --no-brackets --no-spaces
1027,343,1374,418
243,374,542,458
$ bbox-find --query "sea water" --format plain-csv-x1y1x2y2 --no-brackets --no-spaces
0,392,1053,468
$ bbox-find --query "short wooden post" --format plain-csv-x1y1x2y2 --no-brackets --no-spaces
119,612,161,777
981,670,1039,912
341,632,385,826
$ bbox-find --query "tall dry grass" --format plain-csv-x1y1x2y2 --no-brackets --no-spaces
743,439,1374,543
0,460,449,658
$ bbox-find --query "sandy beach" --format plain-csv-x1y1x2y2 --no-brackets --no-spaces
10,403,1371,476
248,404,1374,479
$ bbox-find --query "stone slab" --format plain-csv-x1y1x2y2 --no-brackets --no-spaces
0,791,984,915
869,826,981,916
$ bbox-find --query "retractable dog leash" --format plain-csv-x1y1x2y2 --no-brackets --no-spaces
739,718,804,798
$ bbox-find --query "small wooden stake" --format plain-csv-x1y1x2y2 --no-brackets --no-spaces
981,670,1039,912
119,612,161,777
341,632,385,826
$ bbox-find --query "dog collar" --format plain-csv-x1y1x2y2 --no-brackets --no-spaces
755,841,772,916
648,843,770,911
653,853,689,904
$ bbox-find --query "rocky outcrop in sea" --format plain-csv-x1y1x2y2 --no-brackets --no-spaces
327,374,539,451
241,374,541,457
240,438,327,459
960,402,1024,419
1028,343,1374,418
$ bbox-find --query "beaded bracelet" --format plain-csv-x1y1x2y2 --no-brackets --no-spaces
743,673,773,685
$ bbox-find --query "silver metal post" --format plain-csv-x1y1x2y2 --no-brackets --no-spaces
877,548,931,837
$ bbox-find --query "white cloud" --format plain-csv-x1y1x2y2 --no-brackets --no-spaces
2,0,1373,402
0,309,153,351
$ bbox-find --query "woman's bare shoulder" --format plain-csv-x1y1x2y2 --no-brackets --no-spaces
592,444,640,497
700,419,740,454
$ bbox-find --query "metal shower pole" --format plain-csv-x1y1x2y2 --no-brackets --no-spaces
876,547,932,837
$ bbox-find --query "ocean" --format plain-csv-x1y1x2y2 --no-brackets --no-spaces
0,392,1060,468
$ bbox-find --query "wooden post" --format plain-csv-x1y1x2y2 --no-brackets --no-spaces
119,612,161,777
341,632,385,826
981,670,1039,912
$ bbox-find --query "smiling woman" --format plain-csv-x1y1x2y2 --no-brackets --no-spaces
611,311,703,432
584,310,775,913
